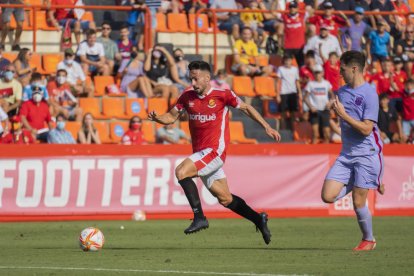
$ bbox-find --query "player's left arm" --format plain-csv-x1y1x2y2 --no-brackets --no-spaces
238,101,281,141
332,95,374,136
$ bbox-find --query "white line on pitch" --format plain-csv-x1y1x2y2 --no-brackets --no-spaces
0,266,307,276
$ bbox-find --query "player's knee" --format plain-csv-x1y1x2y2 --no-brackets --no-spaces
218,195,233,207
321,193,335,204
175,167,188,181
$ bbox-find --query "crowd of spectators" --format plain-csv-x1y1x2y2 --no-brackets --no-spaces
0,0,413,145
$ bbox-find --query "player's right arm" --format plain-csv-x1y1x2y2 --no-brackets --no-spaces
148,108,180,125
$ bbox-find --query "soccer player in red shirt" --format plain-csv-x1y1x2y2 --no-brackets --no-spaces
122,116,145,145
308,1,349,36
148,61,281,244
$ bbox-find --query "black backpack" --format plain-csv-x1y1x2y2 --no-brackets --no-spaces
266,36,279,55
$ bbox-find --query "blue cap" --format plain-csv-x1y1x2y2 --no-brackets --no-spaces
355,7,364,14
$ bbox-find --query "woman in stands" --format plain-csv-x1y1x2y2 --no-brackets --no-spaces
13,48,35,87
144,45,180,100
119,50,153,98
172,48,190,93
78,112,101,144
121,116,145,145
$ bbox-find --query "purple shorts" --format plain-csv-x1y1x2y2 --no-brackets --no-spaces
326,153,384,189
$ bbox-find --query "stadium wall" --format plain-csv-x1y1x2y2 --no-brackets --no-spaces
0,144,413,221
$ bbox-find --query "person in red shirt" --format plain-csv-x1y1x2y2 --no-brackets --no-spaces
323,52,340,92
148,60,280,243
19,88,53,143
390,56,408,112
121,116,145,145
47,69,83,121
370,58,393,95
402,79,414,142
46,0,96,45
307,1,349,37
278,1,306,66
1,115,34,144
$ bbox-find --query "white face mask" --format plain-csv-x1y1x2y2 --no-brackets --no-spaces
33,93,42,103
65,59,74,65
57,76,66,85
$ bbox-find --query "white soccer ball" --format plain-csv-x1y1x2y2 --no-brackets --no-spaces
79,227,105,252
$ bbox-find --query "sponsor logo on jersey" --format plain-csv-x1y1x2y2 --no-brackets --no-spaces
189,101,195,107
189,113,216,123
208,99,216,108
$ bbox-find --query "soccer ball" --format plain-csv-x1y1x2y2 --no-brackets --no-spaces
79,227,105,252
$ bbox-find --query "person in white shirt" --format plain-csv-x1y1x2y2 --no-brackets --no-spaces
275,54,301,130
77,29,110,76
304,64,333,144
0,105,9,136
303,24,342,65
57,48,94,97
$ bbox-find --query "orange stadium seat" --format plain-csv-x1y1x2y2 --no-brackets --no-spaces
229,121,257,144
29,53,46,74
147,98,169,115
254,76,276,97
94,76,115,97
110,121,129,143
42,53,64,75
156,13,168,32
142,120,156,143
2,52,17,62
293,121,313,144
94,121,112,143
257,55,269,67
167,13,191,32
179,121,191,138
80,11,94,22
101,98,129,119
125,98,148,119
189,14,210,32
79,98,107,120
232,76,255,97
34,11,59,31
65,121,81,141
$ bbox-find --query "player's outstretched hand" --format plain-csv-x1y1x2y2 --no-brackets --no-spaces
378,183,385,195
332,95,346,118
148,111,158,121
266,127,281,142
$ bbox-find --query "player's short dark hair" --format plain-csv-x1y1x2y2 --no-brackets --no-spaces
57,69,67,76
305,50,315,58
188,61,211,75
340,50,365,71
329,52,339,58
120,23,129,31
379,93,388,101
86,29,96,37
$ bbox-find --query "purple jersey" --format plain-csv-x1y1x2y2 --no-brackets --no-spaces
338,82,383,156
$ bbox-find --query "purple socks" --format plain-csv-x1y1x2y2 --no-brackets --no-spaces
355,205,374,241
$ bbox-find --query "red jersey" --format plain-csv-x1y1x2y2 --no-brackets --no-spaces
122,129,144,145
52,0,76,21
390,70,407,99
371,72,392,95
282,13,306,49
402,92,414,120
1,130,34,144
299,65,314,88
323,60,340,91
175,88,240,160
308,15,347,36
19,100,51,130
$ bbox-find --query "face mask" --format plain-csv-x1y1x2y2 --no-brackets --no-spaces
131,122,141,130
152,50,161,59
57,76,66,85
131,51,138,59
216,79,225,85
4,71,13,81
65,59,74,65
56,121,66,130
174,56,183,62
33,93,42,103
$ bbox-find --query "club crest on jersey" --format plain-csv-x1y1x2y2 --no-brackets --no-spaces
354,96,363,106
208,99,216,108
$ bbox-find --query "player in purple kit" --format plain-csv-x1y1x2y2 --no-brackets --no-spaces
321,51,385,251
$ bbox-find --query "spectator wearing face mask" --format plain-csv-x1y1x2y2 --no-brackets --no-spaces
121,116,145,145
47,113,76,144
19,87,53,142
1,115,34,144
0,64,22,115
210,69,231,90
173,48,190,93
47,69,83,122
0,48,11,77
57,48,94,97
22,72,49,102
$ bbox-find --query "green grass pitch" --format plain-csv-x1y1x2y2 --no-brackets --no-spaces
0,217,412,275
